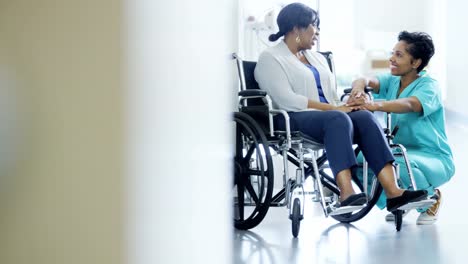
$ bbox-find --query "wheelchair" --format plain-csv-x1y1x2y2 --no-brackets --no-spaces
232,52,435,237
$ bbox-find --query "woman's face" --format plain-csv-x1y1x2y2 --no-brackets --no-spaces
389,41,421,76
298,24,319,50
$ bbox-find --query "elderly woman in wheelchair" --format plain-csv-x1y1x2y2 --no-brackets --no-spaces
233,2,431,237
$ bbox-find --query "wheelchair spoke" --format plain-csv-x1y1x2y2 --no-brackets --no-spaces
235,126,243,160
245,169,265,176
236,182,245,220
242,142,256,164
244,180,260,204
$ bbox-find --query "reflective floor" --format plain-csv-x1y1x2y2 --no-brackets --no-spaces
233,117,468,264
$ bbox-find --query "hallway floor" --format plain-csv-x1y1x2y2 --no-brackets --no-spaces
233,118,468,264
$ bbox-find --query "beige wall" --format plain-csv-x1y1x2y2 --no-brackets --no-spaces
0,1,123,264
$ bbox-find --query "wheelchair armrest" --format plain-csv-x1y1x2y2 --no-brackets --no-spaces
270,109,291,149
343,87,374,94
238,90,267,97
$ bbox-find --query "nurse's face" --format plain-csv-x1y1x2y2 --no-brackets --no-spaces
389,41,421,76
297,24,319,50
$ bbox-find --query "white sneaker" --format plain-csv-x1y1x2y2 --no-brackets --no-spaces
417,189,442,225
385,210,410,221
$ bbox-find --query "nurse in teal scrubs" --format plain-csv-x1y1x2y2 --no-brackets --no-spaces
348,31,455,225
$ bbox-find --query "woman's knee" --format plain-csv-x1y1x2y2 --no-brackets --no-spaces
350,110,380,128
352,110,374,120
326,110,352,130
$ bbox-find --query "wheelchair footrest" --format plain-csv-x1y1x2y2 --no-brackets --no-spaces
327,204,367,216
397,198,436,211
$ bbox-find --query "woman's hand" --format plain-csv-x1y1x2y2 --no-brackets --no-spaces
334,105,360,113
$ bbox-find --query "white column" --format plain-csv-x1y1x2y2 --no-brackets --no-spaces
125,1,236,264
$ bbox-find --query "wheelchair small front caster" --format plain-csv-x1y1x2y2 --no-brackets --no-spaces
394,210,403,231
290,198,302,238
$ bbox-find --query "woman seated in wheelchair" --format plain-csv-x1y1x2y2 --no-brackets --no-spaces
254,2,428,212
347,31,455,224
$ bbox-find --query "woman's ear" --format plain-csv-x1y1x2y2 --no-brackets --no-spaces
292,26,299,34
412,58,422,70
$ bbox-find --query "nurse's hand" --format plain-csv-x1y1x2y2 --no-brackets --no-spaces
346,92,370,106
350,89,365,99
359,101,383,112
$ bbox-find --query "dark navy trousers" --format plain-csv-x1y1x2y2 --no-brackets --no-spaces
274,110,394,177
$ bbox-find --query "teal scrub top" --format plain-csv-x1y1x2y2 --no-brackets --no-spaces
375,72,454,173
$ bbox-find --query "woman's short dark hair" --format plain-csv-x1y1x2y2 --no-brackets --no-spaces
398,31,435,73
268,3,320,42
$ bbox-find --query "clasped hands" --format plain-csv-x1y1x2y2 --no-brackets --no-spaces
345,90,380,112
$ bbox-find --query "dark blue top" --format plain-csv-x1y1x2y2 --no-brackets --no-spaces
305,64,328,103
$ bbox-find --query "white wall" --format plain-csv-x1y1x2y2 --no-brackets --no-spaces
446,0,468,115
353,0,447,97
125,1,236,264
355,0,433,37
239,0,447,92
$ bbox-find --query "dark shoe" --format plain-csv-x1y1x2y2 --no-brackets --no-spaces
386,190,428,212
339,193,367,207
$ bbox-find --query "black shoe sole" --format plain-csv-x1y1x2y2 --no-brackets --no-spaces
387,190,428,212
340,193,368,207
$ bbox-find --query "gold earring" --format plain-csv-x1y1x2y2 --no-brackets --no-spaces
295,36,301,43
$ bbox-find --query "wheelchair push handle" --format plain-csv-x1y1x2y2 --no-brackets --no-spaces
342,87,374,94
341,87,373,102
385,125,399,140
391,125,400,137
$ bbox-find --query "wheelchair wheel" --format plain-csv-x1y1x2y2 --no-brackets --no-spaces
291,198,301,238
394,210,403,231
233,112,273,230
330,175,383,223
323,147,382,223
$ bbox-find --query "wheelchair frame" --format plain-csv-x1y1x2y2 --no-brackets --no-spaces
232,52,435,237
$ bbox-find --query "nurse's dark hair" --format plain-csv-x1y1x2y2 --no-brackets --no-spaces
398,31,435,73
268,3,320,42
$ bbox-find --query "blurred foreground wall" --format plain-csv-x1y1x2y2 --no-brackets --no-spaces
0,0,236,263
0,1,124,263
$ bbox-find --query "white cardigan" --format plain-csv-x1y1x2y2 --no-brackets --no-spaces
254,41,341,111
